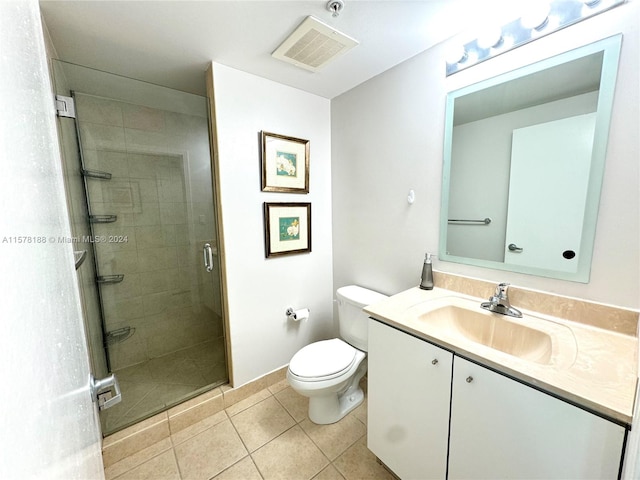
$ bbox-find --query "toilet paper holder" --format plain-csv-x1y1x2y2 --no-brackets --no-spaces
286,306,310,321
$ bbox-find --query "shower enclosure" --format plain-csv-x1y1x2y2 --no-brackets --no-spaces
52,60,228,435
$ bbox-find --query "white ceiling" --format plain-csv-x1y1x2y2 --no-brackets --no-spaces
40,0,526,99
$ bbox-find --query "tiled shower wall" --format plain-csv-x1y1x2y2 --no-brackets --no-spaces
76,93,222,371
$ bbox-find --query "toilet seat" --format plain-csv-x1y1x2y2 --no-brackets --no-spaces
289,338,358,381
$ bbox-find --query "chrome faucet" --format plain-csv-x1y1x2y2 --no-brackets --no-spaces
481,282,522,318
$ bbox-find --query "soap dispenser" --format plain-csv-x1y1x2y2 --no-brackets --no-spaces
419,253,434,290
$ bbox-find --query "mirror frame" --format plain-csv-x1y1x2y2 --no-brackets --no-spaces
439,35,622,282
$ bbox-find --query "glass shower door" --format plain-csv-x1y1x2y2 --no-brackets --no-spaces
53,60,227,435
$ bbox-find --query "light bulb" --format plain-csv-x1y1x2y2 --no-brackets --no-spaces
477,26,503,49
445,44,467,65
521,2,551,30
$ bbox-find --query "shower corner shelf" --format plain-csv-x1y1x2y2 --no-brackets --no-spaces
82,168,112,180
89,214,118,224
74,250,87,270
96,274,125,284
105,326,135,346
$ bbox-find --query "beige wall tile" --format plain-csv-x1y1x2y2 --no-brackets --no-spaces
159,202,188,225
133,203,161,227
262,366,287,387
225,388,271,417
222,376,269,408
142,292,175,316
76,95,124,127
107,336,149,370
122,104,165,132
99,250,140,275
102,180,135,212
267,378,289,395
137,247,178,272
125,128,168,153
139,270,170,295
434,271,639,336
128,153,161,179
168,388,225,434
96,150,130,177
79,122,126,150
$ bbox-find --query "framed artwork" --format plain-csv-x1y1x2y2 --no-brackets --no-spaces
263,202,311,257
261,131,310,193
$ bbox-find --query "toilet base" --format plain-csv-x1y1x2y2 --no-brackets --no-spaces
307,360,367,425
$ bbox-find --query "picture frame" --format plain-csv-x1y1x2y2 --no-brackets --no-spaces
263,202,311,258
260,131,310,193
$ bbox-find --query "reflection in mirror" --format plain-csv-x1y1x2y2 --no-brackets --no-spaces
440,35,622,283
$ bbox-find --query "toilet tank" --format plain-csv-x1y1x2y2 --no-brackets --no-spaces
336,285,388,352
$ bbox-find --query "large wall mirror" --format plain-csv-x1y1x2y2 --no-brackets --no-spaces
439,35,622,283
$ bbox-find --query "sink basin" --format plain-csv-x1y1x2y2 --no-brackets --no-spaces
403,296,577,369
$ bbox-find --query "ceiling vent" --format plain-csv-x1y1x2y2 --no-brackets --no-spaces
272,16,359,72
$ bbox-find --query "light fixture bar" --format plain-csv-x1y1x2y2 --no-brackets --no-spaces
446,0,625,76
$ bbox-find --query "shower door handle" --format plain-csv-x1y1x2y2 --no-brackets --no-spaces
90,373,122,411
203,243,214,272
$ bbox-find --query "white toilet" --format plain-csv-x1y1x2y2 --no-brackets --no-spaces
287,285,388,424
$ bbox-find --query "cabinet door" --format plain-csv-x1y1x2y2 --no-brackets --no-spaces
368,319,452,479
449,356,626,479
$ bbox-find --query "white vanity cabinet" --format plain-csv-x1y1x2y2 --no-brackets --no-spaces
367,319,628,480
448,356,626,480
368,319,453,480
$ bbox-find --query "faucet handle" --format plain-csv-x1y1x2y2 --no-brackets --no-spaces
495,282,510,299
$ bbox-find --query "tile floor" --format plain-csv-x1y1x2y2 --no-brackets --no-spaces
102,338,228,435
105,378,395,480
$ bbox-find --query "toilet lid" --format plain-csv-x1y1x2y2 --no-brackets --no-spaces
289,338,357,379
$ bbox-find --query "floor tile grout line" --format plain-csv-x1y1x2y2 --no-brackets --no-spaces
298,413,367,468
248,423,314,479
230,395,298,455
226,403,255,456
247,450,267,480
221,415,265,479
171,443,184,480
107,382,370,479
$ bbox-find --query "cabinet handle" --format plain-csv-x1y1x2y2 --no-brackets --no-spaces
432,359,438,365
466,376,474,383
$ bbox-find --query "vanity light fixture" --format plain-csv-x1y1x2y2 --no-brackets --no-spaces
476,26,503,50
446,0,625,76
520,2,552,31
445,44,468,65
